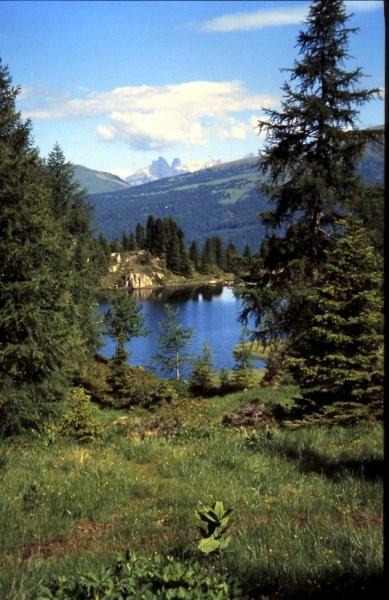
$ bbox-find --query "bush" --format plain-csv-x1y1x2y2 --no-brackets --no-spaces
105,376,178,410
139,250,152,264
218,369,232,395
135,414,185,439
59,387,103,442
0,378,64,437
38,551,239,599
189,344,218,396
222,402,280,429
231,367,255,391
261,343,293,388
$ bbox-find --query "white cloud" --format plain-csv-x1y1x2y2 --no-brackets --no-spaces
200,0,383,33
22,81,277,151
201,5,309,33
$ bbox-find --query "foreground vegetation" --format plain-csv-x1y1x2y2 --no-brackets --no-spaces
0,383,383,599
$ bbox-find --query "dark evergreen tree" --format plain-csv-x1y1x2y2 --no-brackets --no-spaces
199,239,213,274
177,228,192,277
241,0,381,344
211,236,225,270
127,232,138,251
145,215,156,253
189,240,199,269
121,233,129,251
225,242,239,272
0,62,80,433
135,223,145,249
93,234,111,277
287,220,383,422
243,245,251,259
258,0,380,264
154,218,165,256
46,143,99,355
110,239,120,253
346,185,384,257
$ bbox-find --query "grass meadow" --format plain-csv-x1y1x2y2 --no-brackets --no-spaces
0,385,383,599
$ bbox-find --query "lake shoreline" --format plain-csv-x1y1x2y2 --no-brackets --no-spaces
99,277,236,294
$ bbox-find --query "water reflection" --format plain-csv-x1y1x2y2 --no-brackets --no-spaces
132,282,224,303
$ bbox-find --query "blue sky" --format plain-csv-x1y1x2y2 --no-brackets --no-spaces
0,0,384,177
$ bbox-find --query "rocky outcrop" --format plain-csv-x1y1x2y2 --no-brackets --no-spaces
123,272,154,289
109,252,166,288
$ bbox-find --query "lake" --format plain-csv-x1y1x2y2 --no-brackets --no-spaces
100,283,265,377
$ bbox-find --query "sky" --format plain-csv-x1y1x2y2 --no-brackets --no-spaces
0,0,384,178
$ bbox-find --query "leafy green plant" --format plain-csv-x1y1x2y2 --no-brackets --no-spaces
37,551,239,598
196,500,234,555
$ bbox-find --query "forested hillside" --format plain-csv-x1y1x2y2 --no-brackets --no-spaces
89,134,383,251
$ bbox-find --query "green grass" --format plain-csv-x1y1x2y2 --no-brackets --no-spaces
0,386,383,599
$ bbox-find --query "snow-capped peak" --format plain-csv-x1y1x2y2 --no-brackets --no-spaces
125,156,221,186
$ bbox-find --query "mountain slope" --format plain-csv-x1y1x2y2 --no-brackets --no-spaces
89,132,384,252
73,165,130,194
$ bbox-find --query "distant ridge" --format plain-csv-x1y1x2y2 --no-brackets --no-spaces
88,127,384,252
73,165,130,195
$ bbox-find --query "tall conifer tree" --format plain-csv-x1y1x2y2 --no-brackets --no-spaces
0,62,79,433
241,0,381,342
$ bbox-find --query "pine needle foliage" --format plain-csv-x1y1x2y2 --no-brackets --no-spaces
241,0,381,343
287,220,383,421
0,61,82,431
153,305,193,380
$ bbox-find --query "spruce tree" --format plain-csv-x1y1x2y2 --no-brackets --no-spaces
127,232,138,251
154,218,165,256
153,305,193,380
145,215,156,253
189,343,215,396
232,330,255,390
135,223,146,249
0,62,80,432
287,220,383,422
189,240,199,270
258,0,380,264
46,143,99,355
241,0,381,343
104,289,146,396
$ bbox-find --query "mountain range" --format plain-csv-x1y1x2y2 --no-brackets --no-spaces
73,157,221,194
124,156,221,186
85,129,383,252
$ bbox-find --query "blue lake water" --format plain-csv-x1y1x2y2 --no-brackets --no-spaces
100,284,265,377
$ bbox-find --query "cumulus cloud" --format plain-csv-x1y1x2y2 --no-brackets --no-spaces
200,0,383,33
22,80,277,151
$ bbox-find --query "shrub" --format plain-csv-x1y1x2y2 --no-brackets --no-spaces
38,551,239,598
135,414,185,439
261,342,293,387
59,387,103,442
189,344,218,396
218,369,231,395
222,403,280,429
231,332,255,391
105,377,178,410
